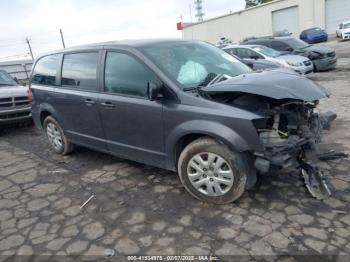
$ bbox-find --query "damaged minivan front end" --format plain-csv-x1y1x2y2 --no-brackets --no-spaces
201,70,337,199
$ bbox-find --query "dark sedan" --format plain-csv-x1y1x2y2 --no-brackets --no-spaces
242,37,336,71
300,27,328,44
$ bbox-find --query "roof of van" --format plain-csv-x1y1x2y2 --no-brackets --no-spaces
36,38,193,59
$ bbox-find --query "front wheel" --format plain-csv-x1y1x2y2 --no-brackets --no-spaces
177,137,247,204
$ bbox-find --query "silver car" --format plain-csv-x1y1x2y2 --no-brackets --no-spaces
223,44,314,75
0,70,32,126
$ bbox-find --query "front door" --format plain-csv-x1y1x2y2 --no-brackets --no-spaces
99,51,165,167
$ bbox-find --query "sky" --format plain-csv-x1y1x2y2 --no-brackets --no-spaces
0,0,245,61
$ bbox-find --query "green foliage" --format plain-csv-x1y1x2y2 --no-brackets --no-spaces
245,0,274,8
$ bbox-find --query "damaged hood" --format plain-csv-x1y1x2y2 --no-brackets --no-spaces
300,45,334,55
201,70,329,101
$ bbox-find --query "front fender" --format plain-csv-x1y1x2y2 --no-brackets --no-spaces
165,119,261,170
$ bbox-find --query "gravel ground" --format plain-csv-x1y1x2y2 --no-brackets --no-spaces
0,39,349,261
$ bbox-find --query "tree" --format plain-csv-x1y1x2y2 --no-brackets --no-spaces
245,0,274,8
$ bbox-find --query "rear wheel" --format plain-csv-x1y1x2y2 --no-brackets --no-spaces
177,137,247,204
43,116,74,155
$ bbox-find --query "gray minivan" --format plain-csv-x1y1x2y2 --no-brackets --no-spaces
30,39,334,203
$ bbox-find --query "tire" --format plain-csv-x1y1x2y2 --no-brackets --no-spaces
177,137,247,204
43,116,74,155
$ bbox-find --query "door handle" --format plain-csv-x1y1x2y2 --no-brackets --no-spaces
101,101,115,108
85,98,96,106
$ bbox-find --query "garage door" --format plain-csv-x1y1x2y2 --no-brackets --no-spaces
272,6,299,36
326,0,350,33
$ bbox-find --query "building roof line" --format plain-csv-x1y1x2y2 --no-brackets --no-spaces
183,0,285,29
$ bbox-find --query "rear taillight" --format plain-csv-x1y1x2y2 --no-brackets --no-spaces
27,87,33,103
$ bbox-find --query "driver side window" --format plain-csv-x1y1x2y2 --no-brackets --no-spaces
104,52,158,98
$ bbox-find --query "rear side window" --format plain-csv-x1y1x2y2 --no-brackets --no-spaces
235,48,263,59
225,48,238,56
61,52,98,91
32,54,58,86
269,41,290,51
104,52,157,98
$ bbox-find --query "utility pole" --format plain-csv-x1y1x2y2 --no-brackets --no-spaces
189,4,194,40
189,4,193,23
60,28,66,48
25,37,34,60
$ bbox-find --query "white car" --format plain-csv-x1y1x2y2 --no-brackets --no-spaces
0,70,32,126
223,45,314,75
336,21,350,40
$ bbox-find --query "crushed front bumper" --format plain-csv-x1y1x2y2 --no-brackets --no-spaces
313,56,337,71
253,111,338,199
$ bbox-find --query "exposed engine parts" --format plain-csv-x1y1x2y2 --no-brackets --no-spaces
197,69,345,201
207,92,341,200
252,100,339,199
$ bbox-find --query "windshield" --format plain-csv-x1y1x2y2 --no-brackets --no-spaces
251,46,282,58
0,71,17,86
344,23,350,29
310,27,322,32
286,38,309,49
142,41,251,89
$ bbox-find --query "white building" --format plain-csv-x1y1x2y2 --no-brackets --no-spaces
0,59,33,83
182,0,350,43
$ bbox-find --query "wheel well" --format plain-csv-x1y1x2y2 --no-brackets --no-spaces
174,134,215,166
40,111,51,127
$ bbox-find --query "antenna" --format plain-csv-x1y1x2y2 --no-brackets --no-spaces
194,0,204,22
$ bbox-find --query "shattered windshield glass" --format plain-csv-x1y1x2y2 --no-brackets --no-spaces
142,41,251,89
0,71,17,86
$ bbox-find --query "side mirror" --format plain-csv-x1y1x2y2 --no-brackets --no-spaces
147,81,163,101
285,47,293,52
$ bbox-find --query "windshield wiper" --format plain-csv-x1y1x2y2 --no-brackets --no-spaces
183,86,199,92
183,73,232,92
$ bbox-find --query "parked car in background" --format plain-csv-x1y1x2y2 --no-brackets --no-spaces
31,39,335,203
0,70,32,126
229,52,282,71
223,44,313,75
241,36,337,71
273,29,292,37
336,21,350,40
300,27,328,44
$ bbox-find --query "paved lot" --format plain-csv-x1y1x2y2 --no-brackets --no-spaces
0,39,350,261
